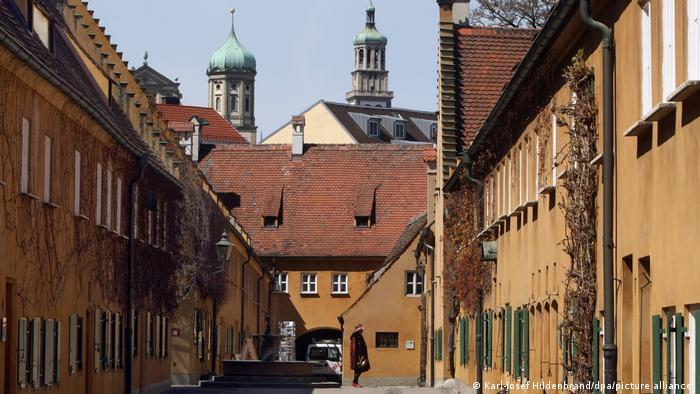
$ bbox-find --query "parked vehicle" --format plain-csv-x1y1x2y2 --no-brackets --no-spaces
306,340,342,381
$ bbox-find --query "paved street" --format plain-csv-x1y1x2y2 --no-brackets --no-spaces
167,386,445,394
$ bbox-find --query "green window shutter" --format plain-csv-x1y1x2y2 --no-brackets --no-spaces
667,314,672,394
652,315,662,394
693,310,700,394
18,318,27,387
488,311,493,369
466,318,470,363
506,306,512,373
501,310,505,371
460,319,466,366
592,317,600,394
514,309,521,377
523,309,529,380
675,313,684,394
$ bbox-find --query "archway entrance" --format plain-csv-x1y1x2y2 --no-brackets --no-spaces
295,328,342,361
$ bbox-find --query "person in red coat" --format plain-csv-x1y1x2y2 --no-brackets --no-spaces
350,324,370,387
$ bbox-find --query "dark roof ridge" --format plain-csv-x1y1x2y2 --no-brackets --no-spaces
322,100,437,115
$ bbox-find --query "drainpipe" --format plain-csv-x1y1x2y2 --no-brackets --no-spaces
426,242,436,388
239,249,251,349
125,156,147,394
211,300,218,374
580,1,616,392
257,272,263,348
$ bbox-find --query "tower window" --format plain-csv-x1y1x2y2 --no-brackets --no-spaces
368,119,380,137
215,97,221,112
245,84,250,92
245,96,250,113
216,84,221,92
229,94,238,114
359,49,364,67
394,122,406,140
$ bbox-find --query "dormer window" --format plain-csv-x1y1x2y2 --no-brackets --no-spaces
355,216,371,228
32,5,51,49
263,216,278,228
394,122,406,140
262,186,284,229
368,119,380,137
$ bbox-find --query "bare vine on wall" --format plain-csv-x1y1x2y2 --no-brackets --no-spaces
557,51,599,389
444,174,494,376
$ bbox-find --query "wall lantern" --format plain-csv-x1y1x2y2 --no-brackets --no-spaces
215,231,233,267
481,241,497,262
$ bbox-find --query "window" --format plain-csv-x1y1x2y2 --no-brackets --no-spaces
74,151,81,215
245,96,250,113
263,216,278,228
20,118,30,194
301,273,317,294
68,314,83,374
376,332,398,348
430,123,437,141
274,273,288,293
406,271,423,296
105,170,112,229
95,163,102,225
215,97,221,113
43,136,51,203
32,5,50,48
394,122,405,140
332,273,348,294
359,49,364,67
641,0,652,115
662,0,676,99
355,216,370,228
229,93,238,114
116,178,123,234
368,119,380,137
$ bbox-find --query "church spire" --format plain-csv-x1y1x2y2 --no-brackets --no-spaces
366,1,375,26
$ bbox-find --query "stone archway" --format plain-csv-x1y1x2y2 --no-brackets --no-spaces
295,328,342,361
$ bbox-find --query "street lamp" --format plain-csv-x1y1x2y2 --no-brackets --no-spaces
215,231,233,269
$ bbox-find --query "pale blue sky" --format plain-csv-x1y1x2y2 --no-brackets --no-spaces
87,0,439,137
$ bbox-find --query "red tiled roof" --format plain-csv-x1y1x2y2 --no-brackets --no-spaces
157,104,248,144
199,144,428,258
456,27,536,150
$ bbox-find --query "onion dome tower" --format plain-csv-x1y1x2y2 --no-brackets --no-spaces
346,1,393,108
208,9,258,143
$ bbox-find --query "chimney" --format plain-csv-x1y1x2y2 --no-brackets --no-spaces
453,0,470,25
291,115,305,157
189,116,209,163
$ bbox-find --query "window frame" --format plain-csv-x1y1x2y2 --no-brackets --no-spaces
393,121,406,140
301,273,318,295
405,271,424,296
274,272,288,293
20,118,31,195
367,119,380,137
43,135,52,204
331,273,348,295
376,332,399,349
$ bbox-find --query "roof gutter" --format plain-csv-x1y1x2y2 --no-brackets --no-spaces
0,26,182,189
443,152,482,192
437,0,578,188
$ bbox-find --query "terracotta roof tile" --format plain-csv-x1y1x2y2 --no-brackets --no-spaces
157,104,248,144
456,27,536,150
199,144,428,258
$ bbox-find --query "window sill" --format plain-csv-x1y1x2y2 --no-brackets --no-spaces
538,185,555,195
666,80,700,102
43,201,60,209
20,192,40,201
642,102,675,122
0,180,5,187
623,120,653,137
405,294,422,298
97,224,108,230
272,291,289,295
525,200,538,208
300,292,319,298
331,292,350,298
590,152,604,166
476,227,492,240
557,168,568,181
75,214,89,222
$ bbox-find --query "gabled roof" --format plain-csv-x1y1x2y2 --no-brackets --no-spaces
456,27,536,150
133,63,182,99
0,0,176,184
199,144,430,258
157,104,248,144
341,212,427,317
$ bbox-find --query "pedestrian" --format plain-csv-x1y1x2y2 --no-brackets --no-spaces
350,323,370,388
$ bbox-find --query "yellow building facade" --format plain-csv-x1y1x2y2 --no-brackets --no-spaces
433,0,700,392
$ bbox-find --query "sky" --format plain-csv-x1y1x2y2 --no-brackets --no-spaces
87,0,439,138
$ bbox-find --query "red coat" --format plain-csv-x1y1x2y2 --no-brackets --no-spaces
350,331,370,372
